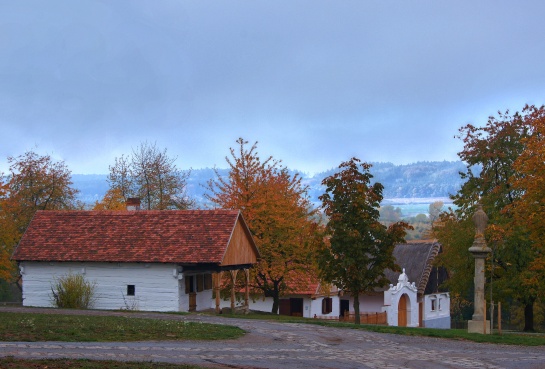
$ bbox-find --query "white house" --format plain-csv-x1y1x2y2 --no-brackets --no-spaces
246,240,450,328
12,206,259,313
339,241,450,328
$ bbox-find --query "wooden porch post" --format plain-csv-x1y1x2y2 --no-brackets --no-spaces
244,268,250,313
214,272,222,314
230,270,238,314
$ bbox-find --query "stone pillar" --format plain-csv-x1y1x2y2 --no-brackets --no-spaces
468,203,492,334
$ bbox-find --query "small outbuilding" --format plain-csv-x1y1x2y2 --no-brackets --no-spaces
12,208,259,312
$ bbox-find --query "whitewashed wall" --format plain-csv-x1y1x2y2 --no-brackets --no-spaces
235,295,341,319
220,295,271,312
423,292,451,329
20,261,180,312
344,294,384,314
309,296,340,318
246,296,274,312
360,295,384,313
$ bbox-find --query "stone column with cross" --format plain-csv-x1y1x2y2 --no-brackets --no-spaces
467,203,492,334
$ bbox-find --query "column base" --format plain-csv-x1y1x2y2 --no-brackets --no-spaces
468,320,490,334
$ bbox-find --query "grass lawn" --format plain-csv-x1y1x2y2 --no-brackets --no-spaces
345,324,545,346
221,311,545,346
0,312,245,342
0,357,202,369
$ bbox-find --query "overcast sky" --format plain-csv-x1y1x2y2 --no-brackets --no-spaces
1,1,545,175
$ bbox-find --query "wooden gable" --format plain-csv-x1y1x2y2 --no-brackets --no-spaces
220,214,259,266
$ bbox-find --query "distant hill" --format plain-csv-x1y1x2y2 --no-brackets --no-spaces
72,161,466,207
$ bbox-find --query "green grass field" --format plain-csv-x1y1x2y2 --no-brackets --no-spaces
0,357,203,369
0,312,245,342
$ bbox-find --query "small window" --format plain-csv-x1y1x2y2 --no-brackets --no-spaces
127,285,135,296
431,298,436,311
322,297,333,314
438,298,442,311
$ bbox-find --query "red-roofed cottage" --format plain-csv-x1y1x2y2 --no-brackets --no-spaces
12,209,259,312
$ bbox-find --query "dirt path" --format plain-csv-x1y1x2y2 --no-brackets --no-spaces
1,306,544,368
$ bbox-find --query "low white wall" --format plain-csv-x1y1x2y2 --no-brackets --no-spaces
218,294,271,312
423,293,450,329
361,295,383,313
344,294,384,313
20,261,180,312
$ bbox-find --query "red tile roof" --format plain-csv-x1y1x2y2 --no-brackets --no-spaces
13,210,256,264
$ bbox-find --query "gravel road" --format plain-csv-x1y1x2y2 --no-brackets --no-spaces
1,307,544,368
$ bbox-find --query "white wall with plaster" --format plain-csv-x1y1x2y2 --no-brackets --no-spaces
20,261,180,312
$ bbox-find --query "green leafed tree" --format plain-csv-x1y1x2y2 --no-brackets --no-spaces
317,158,410,324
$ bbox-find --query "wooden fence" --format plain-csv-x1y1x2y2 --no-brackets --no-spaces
314,311,387,325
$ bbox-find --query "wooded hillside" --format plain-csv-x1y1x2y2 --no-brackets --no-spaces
72,161,466,206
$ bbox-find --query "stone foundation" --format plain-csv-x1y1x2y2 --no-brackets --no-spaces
468,319,490,334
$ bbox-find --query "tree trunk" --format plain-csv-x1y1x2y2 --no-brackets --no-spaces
353,292,360,325
271,295,279,314
271,282,280,314
523,301,534,332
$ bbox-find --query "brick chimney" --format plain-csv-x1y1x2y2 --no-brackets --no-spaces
126,198,141,211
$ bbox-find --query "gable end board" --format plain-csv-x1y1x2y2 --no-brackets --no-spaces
220,213,260,266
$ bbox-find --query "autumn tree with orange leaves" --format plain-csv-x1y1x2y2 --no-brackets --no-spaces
206,138,321,314
509,106,545,317
436,105,543,331
93,188,127,210
0,151,80,282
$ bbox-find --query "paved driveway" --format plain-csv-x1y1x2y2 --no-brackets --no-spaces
1,307,544,368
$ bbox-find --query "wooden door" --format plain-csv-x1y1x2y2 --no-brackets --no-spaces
279,299,291,316
290,298,304,317
398,294,408,327
189,292,197,312
340,299,350,317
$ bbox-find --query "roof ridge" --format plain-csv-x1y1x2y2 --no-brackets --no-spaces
417,241,440,294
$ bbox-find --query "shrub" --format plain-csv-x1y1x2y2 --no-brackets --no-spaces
51,273,97,309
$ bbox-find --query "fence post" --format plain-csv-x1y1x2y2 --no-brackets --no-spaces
498,302,502,335
483,298,487,334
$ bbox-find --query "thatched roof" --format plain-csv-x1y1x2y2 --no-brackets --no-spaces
384,240,441,295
